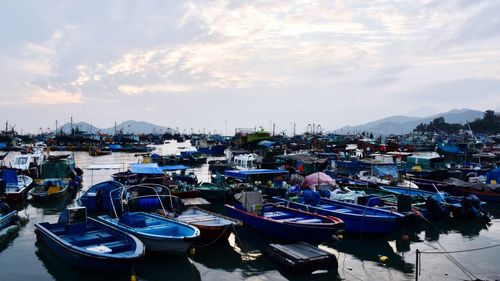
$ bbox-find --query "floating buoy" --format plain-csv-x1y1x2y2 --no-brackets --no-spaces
379,255,388,263
130,274,137,281
401,234,409,241
190,247,196,256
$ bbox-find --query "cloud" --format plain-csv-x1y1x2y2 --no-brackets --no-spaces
24,86,83,105
118,83,195,95
1,1,500,133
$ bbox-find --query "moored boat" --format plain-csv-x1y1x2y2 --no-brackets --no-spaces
195,182,232,203
28,179,70,202
272,195,404,235
78,180,124,213
165,207,242,242
34,207,145,272
224,191,344,245
1,169,34,204
379,185,489,220
98,212,200,254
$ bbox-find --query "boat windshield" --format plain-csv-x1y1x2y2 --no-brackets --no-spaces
15,157,28,165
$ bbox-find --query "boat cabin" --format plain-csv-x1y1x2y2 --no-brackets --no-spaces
406,152,445,171
224,169,289,186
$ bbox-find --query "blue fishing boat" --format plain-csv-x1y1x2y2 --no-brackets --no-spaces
1,169,34,204
379,186,488,220
224,191,344,245
78,180,124,213
97,184,200,254
34,207,145,272
98,212,199,254
272,195,404,235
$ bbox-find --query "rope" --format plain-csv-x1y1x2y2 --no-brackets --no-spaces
417,241,498,281
418,243,500,254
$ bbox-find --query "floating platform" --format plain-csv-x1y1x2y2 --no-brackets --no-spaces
266,242,338,273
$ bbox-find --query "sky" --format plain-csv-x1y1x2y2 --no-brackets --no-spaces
1,0,500,135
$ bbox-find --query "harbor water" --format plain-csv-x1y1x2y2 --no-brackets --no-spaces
0,141,499,281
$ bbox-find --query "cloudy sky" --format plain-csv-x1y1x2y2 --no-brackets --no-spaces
1,0,499,134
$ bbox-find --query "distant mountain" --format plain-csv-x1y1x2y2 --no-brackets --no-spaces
101,120,172,135
57,120,172,134
334,108,484,135
57,122,100,134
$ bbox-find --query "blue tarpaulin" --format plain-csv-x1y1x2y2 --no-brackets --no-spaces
485,168,500,184
160,165,189,171
257,140,275,148
130,163,163,174
1,169,18,184
437,144,460,154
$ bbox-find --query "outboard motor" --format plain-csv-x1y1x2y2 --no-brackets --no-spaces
301,189,320,206
425,196,448,220
397,194,412,213
461,194,488,219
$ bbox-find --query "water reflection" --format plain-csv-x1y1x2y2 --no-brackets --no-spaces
193,241,244,272
29,192,76,215
135,255,201,281
419,220,491,241
327,235,415,274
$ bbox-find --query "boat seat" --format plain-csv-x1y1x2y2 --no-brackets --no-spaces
96,232,116,242
50,226,67,235
101,240,130,252
277,217,302,222
70,234,103,247
181,217,217,223
334,208,353,213
263,211,289,218
179,215,213,221
318,204,336,210
296,218,323,224
140,224,176,231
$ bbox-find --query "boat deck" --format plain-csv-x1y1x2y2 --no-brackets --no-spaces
262,211,323,224
44,223,132,254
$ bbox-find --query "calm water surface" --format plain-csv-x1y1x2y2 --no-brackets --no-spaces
0,141,499,281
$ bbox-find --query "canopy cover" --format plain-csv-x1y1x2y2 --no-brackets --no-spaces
302,172,336,188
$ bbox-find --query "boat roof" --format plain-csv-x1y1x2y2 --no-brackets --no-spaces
224,169,288,179
408,152,442,159
130,163,163,174
160,164,189,171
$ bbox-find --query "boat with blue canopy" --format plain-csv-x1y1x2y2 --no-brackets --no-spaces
78,180,124,213
34,206,145,272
